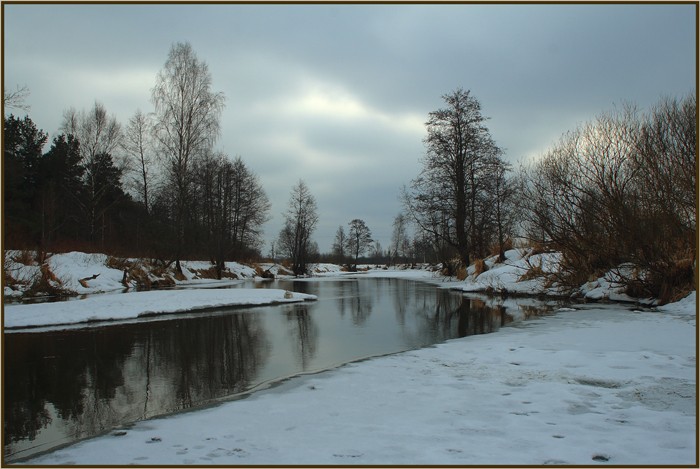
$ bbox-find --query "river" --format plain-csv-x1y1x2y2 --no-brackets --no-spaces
4,277,558,462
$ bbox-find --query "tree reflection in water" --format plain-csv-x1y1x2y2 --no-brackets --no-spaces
4,312,270,460
285,305,319,370
4,279,555,462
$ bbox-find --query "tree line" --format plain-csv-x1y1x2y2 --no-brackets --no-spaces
4,42,271,278
4,43,695,300
402,88,696,302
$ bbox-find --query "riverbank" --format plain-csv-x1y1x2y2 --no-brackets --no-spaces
22,292,696,465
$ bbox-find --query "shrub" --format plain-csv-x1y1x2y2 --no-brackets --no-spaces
25,264,74,298
12,250,36,266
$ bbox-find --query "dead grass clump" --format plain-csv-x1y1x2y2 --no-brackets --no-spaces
519,262,544,282
106,256,131,271
12,250,36,266
26,264,74,298
128,267,152,289
528,241,548,256
651,258,695,305
473,259,488,277
456,264,468,280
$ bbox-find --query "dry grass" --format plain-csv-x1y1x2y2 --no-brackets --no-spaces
25,264,73,297
518,261,545,282
106,256,131,271
456,265,468,280
473,259,488,277
12,250,36,266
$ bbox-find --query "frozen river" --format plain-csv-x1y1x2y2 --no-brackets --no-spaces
4,277,558,462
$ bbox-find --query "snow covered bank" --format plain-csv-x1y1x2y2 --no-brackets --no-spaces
454,248,686,305
4,288,316,331
3,250,259,298
23,295,696,465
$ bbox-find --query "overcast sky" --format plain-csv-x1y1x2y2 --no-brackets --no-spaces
3,3,696,253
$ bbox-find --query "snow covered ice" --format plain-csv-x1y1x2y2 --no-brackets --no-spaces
21,292,696,465
4,288,316,330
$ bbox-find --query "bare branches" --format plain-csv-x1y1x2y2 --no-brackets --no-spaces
278,180,319,276
3,85,30,113
150,42,225,267
521,94,696,301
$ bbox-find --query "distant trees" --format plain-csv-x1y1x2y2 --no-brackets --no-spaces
346,219,373,270
3,113,132,252
331,225,347,264
194,154,270,277
151,41,225,273
390,213,410,264
278,180,319,276
3,85,30,112
403,88,513,274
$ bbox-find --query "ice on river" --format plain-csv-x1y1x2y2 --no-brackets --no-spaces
4,288,316,330
23,293,696,465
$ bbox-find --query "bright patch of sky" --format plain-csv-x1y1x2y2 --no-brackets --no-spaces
3,3,695,252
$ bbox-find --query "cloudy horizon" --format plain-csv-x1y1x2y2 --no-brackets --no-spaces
3,3,695,253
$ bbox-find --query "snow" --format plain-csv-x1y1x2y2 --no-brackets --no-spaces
5,250,696,464
3,250,259,297
23,297,696,465
457,249,564,295
4,289,316,330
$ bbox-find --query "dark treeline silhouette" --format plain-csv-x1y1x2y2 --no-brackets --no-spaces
4,42,270,270
3,111,269,268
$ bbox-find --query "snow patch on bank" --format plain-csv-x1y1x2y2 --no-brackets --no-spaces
3,250,260,298
4,288,316,331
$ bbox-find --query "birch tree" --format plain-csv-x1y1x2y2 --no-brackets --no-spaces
123,109,155,213
151,41,225,273
60,102,123,243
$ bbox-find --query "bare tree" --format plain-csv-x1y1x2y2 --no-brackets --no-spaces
486,158,517,262
195,153,270,277
123,109,155,213
61,101,124,243
404,88,501,272
151,41,225,273
332,225,347,264
390,213,410,264
346,219,373,269
278,180,319,276
3,85,30,113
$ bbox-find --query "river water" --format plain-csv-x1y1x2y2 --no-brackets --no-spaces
4,277,557,462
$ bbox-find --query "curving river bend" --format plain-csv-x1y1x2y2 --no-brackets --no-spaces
4,277,558,462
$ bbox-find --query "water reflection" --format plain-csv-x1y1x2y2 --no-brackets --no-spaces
4,279,556,462
285,306,318,370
